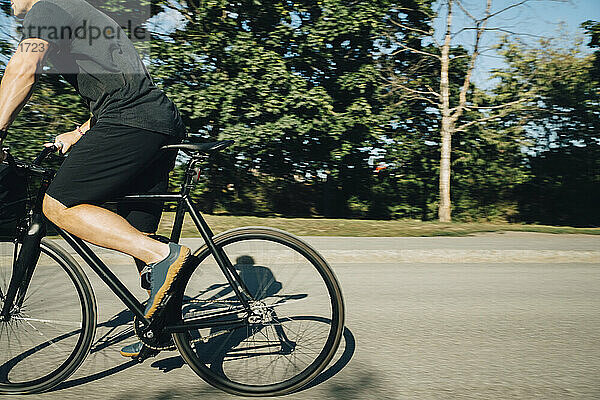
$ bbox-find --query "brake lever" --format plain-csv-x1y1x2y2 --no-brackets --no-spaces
33,145,60,166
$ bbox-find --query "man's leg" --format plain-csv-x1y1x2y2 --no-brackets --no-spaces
112,169,174,357
135,233,157,276
45,122,191,325
116,144,177,279
44,194,191,323
43,195,170,265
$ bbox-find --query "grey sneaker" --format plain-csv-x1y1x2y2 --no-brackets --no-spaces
144,243,191,319
140,264,152,290
120,341,144,357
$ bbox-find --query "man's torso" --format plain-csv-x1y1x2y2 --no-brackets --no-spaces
21,0,186,137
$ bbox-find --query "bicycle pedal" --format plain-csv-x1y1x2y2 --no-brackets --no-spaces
133,346,160,363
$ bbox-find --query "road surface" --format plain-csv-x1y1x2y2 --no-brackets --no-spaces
4,232,600,399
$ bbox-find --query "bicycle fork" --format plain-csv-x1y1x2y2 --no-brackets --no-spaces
0,213,45,321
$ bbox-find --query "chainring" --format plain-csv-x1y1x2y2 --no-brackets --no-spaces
133,316,177,351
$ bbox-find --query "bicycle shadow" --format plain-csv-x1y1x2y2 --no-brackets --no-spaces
151,254,356,391
50,307,140,391
12,254,354,393
151,323,356,392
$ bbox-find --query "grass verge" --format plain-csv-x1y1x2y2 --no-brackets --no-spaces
156,214,600,237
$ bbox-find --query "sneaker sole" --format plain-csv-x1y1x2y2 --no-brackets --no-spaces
119,349,140,358
144,246,191,319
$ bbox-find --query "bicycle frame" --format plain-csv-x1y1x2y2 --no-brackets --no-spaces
1,154,254,332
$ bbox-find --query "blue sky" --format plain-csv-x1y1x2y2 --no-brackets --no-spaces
433,0,600,87
2,0,599,79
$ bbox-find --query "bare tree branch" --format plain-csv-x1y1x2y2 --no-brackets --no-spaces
487,0,531,20
455,0,479,22
389,18,434,37
450,54,471,60
389,18,441,47
392,42,441,60
451,0,492,124
455,99,530,132
390,79,441,99
464,98,528,111
454,26,546,38
425,84,438,95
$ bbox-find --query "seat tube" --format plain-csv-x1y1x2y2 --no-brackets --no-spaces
171,159,197,243
170,198,186,244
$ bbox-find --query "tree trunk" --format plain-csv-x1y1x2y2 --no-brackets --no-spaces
438,116,453,222
438,0,453,222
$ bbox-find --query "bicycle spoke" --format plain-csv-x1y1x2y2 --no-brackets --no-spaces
12,316,82,328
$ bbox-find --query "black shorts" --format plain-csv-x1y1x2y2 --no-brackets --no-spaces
46,121,180,233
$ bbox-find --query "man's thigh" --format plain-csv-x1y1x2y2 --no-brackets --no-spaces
46,121,174,220
116,149,178,234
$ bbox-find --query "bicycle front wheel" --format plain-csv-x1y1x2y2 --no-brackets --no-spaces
0,238,97,394
173,227,345,396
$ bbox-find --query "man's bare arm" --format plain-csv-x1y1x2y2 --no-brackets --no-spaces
79,117,94,134
43,115,94,154
0,38,51,133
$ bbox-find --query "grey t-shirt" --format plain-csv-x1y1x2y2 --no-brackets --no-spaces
21,0,186,137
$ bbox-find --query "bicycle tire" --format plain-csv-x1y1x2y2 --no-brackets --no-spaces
0,238,97,394
173,227,345,396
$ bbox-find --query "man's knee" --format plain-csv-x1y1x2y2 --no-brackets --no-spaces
42,194,67,224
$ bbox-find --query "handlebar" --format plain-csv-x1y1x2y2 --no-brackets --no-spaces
33,145,60,166
0,145,60,177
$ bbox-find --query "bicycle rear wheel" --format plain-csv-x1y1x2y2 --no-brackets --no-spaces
173,227,344,396
0,238,97,394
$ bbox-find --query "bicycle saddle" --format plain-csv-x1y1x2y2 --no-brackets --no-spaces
161,139,234,155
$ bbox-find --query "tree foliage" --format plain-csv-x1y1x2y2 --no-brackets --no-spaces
0,1,597,225
494,36,600,226
148,0,415,216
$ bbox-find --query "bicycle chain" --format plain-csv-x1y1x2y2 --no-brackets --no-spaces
133,316,234,351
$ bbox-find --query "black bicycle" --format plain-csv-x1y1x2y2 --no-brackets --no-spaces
0,139,345,396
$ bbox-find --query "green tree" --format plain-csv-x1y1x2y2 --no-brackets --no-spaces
494,34,600,226
384,0,546,222
149,0,428,217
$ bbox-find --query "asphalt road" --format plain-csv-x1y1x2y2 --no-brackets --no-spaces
4,232,600,399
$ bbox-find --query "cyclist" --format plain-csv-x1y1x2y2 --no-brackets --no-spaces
0,0,194,357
